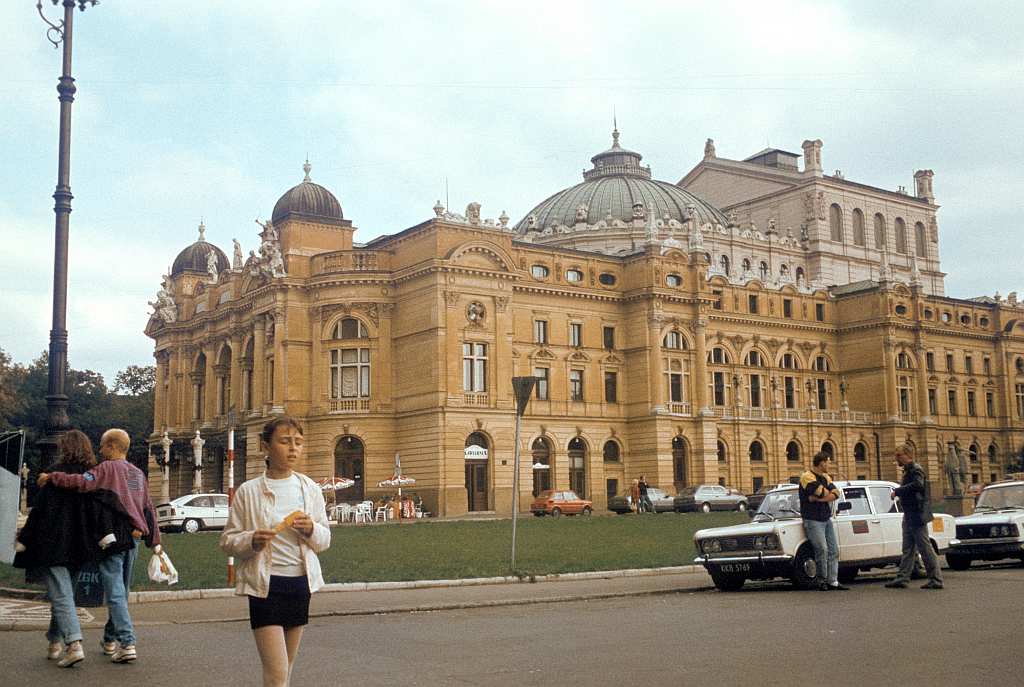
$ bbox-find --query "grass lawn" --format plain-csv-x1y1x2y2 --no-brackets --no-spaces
1,511,746,592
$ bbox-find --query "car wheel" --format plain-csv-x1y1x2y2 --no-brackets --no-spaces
581,506,592,517
945,554,972,571
792,546,818,590
837,567,858,584
710,570,746,592
700,502,711,513
737,502,747,512
182,518,201,534
551,508,562,518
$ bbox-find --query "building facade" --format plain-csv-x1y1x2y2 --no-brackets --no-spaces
146,134,1024,515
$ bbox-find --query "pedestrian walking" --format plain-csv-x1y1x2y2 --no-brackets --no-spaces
629,479,640,513
799,452,849,590
638,475,653,514
37,428,161,663
886,443,944,590
220,417,331,687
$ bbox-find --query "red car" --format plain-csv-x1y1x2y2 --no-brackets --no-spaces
530,490,592,517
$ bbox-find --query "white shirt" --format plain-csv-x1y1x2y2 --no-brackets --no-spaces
265,474,306,576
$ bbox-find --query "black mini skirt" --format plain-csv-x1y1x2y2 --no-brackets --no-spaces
248,575,311,629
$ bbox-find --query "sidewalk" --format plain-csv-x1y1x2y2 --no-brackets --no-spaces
2,566,713,631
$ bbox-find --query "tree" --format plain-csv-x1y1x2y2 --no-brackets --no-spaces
114,365,156,396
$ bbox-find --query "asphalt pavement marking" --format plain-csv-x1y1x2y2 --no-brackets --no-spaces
0,600,94,624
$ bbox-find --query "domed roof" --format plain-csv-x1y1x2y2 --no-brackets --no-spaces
515,128,727,233
171,222,230,277
271,161,344,224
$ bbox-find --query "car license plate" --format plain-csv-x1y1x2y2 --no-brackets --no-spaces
719,563,751,573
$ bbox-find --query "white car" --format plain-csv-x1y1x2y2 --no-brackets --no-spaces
694,480,955,591
157,493,229,534
947,480,1024,570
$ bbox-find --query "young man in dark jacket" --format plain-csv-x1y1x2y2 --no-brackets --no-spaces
799,452,849,590
886,443,944,589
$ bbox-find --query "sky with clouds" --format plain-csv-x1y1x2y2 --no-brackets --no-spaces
2,1,1022,384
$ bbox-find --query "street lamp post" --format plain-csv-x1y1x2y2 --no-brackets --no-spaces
509,376,539,572
35,0,99,464
160,430,172,504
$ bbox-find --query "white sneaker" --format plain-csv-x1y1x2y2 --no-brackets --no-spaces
101,640,117,656
111,644,137,663
47,642,63,660
57,642,84,668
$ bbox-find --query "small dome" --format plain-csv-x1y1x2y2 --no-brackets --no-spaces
171,222,230,277
515,128,727,232
271,160,344,224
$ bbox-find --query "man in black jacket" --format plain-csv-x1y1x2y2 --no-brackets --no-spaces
885,443,944,589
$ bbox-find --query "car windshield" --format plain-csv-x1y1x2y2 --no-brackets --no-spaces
754,490,801,520
975,485,1024,510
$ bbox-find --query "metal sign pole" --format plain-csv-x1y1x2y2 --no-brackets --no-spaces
510,377,539,572
226,412,236,585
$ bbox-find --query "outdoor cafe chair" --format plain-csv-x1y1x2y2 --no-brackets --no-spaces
354,501,373,524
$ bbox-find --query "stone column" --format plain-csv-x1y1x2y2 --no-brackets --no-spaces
883,338,900,422
692,317,709,412
914,344,932,423
251,315,266,413
648,310,665,414
229,330,243,415
203,344,217,427
153,353,166,433
272,309,286,414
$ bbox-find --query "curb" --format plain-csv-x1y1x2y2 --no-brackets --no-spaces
2,564,704,605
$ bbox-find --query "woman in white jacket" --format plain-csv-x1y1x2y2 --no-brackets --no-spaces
220,417,331,687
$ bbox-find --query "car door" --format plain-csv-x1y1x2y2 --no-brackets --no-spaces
212,495,229,527
868,485,904,559
648,488,666,511
834,486,881,562
713,486,730,510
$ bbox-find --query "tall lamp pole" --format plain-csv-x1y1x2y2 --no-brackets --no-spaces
510,376,539,572
35,0,99,463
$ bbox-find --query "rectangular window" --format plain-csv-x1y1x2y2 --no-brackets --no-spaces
569,369,584,401
783,299,793,318
928,388,938,416
533,319,548,344
1016,384,1024,420
669,373,683,403
461,343,487,392
603,326,615,350
748,295,759,314
947,389,958,416
926,352,935,372
712,289,723,310
817,378,828,410
749,375,762,408
967,390,977,417
945,353,954,372
330,348,371,398
983,357,991,376
713,371,726,406
604,371,618,403
784,376,796,409
569,322,582,347
533,367,549,400
815,303,825,321
986,391,994,417
965,356,973,375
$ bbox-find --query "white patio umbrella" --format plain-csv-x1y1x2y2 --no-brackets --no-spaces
377,453,416,518
315,476,356,492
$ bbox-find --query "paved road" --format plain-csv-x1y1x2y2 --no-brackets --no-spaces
1,564,1020,686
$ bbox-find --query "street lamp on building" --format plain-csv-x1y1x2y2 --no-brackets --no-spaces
35,0,100,463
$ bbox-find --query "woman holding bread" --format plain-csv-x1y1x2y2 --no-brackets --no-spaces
220,417,331,687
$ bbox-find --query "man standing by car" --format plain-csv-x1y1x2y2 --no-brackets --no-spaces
886,443,944,590
799,453,848,591
638,475,652,514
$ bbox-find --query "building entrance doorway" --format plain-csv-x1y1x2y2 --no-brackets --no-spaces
334,436,365,502
465,432,490,511
568,437,587,498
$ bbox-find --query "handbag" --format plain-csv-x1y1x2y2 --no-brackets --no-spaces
147,544,179,585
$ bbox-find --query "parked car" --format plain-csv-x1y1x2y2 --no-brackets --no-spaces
157,493,229,533
675,485,748,513
746,484,788,513
693,481,956,591
607,487,675,514
947,479,1024,570
530,490,593,517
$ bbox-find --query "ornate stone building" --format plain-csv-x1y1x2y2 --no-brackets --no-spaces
146,134,1024,515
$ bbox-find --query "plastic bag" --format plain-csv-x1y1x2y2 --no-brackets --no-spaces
147,544,179,585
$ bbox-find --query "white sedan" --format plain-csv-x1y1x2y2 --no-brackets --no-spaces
694,480,955,591
157,493,229,534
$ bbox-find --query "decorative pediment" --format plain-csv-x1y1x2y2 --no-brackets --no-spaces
602,353,623,366
567,350,592,363
445,241,515,272
530,347,556,360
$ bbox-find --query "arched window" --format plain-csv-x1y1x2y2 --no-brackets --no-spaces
672,436,688,483
215,345,232,416
717,440,728,463
567,437,588,498
708,347,731,365
192,352,207,420
780,263,790,278
745,350,764,367
465,432,491,511
719,255,730,276
786,441,801,462
780,353,799,370
666,273,683,287
988,443,998,464
334,436,365,501
854,442,867,463
896,352,913,369
531,437,552,496
873,213,887,250
602,440,620,463
914,222,927,258
663,331,686,350
852,208,865,246
334,317,369,340
749,441,765,462
565,268,583,283
759,261,769,280
968,443,979,463
814,356,831,372
894,218,908,254
741,258,752,274
829,203,844,242
820,442,835,460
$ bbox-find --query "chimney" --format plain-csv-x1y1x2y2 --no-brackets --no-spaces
802,139,823,175
914,169,935,203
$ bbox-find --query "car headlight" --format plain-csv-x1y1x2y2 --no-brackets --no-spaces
754,534,780,551
703,539,721,553
991,526,1001,537
1001,525,1011,537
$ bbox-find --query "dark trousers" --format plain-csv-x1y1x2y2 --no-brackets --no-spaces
895,519,943,584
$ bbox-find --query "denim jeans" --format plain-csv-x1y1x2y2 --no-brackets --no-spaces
894,520,943,584
43,566,82,645
803,519,839,585
99,540,138,645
